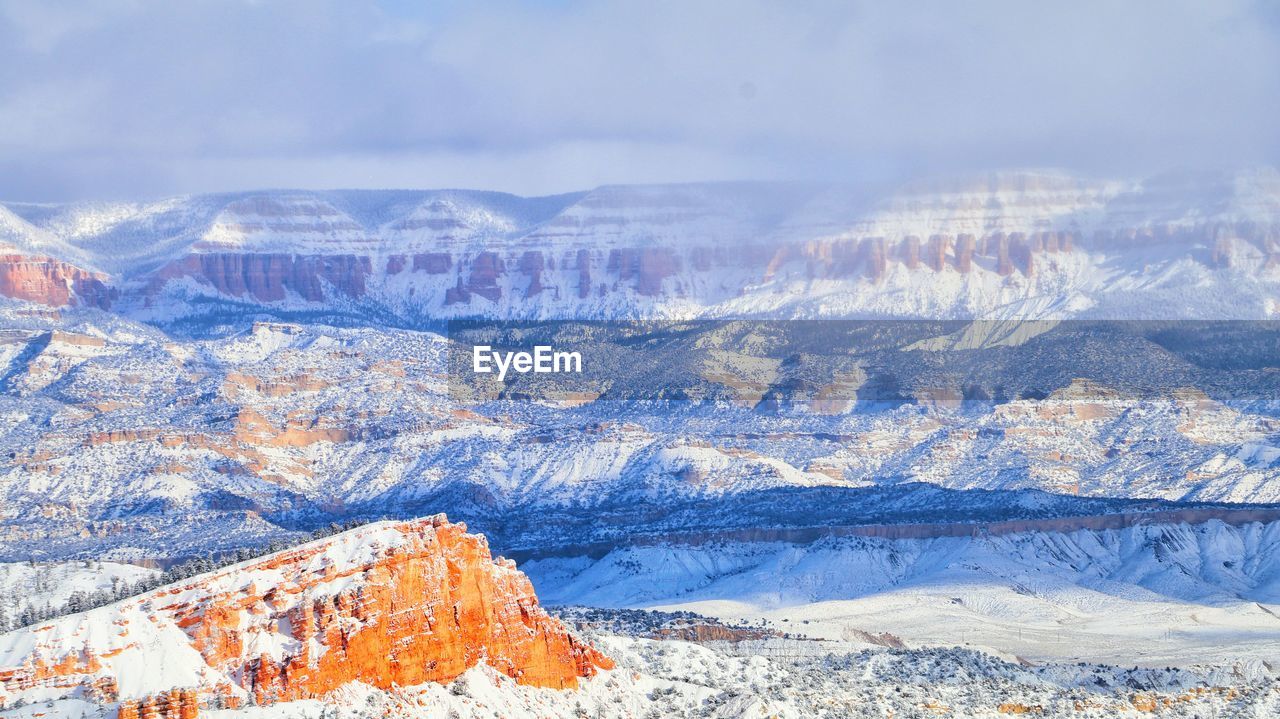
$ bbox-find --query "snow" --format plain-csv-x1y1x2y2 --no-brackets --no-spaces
12,634,1280,718
3,171,1280,716
525,520,1280,668
0,560,157,626
2,168,1279,321
0,519,505,717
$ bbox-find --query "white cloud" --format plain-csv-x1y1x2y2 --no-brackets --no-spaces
0,0,1276,200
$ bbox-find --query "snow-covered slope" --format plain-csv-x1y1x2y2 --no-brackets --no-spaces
525,519,1280,668
4,318,1280,562
0,560,156,630
1,167,1278,320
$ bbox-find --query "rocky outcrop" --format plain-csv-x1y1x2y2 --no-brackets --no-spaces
651,622,780,643
927,234,950,272
3,174,1275,317
991,232,1013,275
412,252,451,274
519,250,546,297
1008,232,1035,276
576,248,592,298
0,254,116,308
861,237,887,281
117,690,200,719
955,233,976,273
0,516,611,711
606,248,682,296
900,235,921,269
448,251,504,304
149,253,372,303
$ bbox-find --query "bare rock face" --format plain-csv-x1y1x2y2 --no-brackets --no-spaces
690,246,716,272
0,516,611,712
955,234,976,273
117,690,200,719
443,251,506,305
575,248,592,298
1027,232,1045,253
1008,232,1034,276
412,252,451,274
927,234,951,272
150,253,372,303
990,233,1013,276
606,248,682,296
519,250,546,297
0,254,117,309
1043,231,1060,253
900,235,921,269
1,173,1274,320
465,251,504,302
861,237,887,281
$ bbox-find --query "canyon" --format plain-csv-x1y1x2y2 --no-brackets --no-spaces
2,169,1280,718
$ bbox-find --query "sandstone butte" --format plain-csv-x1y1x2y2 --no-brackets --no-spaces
0,515,612,718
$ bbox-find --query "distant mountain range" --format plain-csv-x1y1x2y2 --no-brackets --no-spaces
1,167,1279,325
4,170,1280,718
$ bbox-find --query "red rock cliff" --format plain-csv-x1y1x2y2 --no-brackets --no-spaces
0,515,611,712
147,253,371,303
0,253,117,308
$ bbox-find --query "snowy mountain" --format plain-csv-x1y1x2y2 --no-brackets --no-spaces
3,318,1280,564
3,170,1280,718
1,168,1279,323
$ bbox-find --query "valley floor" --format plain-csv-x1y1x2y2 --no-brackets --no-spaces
525,520,1280,671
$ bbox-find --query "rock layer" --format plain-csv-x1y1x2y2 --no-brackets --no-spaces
0,254,116,308
0,516,611,712
148,253,372,303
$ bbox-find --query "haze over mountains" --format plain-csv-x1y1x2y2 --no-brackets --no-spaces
2,169,1280,565
4,168,1280,718
4,0,1277,713
1,167,1279,325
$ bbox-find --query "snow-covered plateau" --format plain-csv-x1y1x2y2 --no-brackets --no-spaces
2,169,1280,717
0,168,1279,322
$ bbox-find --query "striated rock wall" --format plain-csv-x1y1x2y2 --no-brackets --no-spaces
148,253,372,303
0,254,117,308
3,218,1263,315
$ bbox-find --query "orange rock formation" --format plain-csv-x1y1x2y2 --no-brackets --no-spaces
0,516,611,714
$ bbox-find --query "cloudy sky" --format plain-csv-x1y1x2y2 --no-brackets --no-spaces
0,0,1277,201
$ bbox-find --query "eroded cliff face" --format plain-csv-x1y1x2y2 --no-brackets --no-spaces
0,516,611,712
129,223,1276,313
4,173,1279,318
0,253,116,308
147,253,372,303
